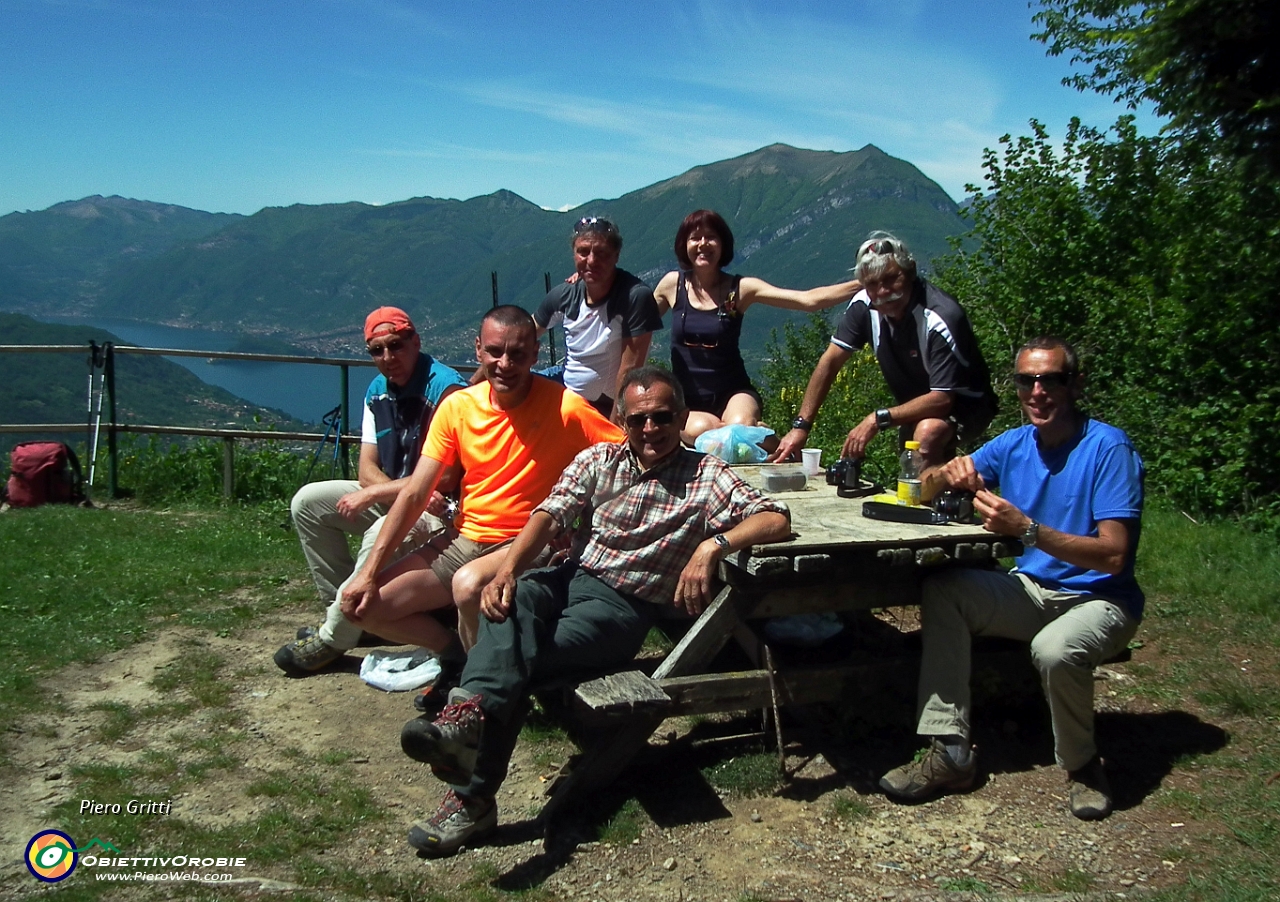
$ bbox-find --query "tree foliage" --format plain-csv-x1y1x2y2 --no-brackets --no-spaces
933,117,1280,528
753,3,1280,530
1034,0,1280,173
759,313,899,484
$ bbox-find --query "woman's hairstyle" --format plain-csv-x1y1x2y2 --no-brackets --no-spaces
674,209,735,270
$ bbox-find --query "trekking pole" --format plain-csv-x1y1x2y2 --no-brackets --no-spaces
86,341,96,481
86,342,107,487
328,406,343,478
303,406,342,484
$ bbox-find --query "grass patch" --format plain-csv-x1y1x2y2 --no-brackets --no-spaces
1051,868,1094,893
641,625,675,655
520,703,574,769
702,751,783,798
939,875,991,894
0,504,309,760
597,797,646,845
1120,506,1280,900
827,792,873,823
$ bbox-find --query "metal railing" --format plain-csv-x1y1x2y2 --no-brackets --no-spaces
0,341,477,499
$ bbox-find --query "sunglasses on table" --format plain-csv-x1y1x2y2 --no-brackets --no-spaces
367,337,408,357
624,410,677,429
1013,371,1075,391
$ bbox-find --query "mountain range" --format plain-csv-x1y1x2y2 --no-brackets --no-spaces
0,143,967,361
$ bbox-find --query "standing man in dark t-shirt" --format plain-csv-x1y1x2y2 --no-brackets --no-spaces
534,216,663,418
772,232,997,468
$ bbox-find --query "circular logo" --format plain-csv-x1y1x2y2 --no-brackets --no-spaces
25,831,78,883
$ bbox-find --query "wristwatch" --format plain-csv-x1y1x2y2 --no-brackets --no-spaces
790,415,813,432
712,534,731,551
875,408,893,430
1021,520,1040,548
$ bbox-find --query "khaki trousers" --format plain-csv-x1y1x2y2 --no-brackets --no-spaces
916,567,1138,771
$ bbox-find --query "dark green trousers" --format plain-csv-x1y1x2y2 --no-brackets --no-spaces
455,560,655,800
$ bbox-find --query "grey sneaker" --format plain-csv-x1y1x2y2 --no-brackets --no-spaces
1068,756,1113,820
401,691,484,784
879,738,977,800
407,790,497,856
273,632,344,675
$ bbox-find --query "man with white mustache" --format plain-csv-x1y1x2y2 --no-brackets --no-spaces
772,232,997,468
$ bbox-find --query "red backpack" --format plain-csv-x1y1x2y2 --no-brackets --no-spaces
5,442,86,507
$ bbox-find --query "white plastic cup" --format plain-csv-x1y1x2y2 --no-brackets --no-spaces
801,448,823,476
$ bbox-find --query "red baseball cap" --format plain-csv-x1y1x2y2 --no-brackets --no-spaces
364,307,415,342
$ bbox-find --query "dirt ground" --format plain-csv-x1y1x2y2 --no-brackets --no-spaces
1,602,1230,901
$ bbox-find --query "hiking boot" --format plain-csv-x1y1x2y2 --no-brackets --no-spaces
1068,756,1113,820
407,790,497,857
401,691,484,784
273,632,345,675
295,624,393,648
879,738,977,801
413,657,465,716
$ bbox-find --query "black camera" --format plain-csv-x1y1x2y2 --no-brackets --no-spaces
825,457,861,488
827,457,878,498
932,489,976,522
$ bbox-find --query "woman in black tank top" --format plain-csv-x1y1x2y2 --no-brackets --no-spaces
653,210,862,444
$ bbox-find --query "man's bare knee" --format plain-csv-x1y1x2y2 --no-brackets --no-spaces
913,418,958,466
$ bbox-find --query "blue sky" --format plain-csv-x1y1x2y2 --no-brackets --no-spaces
0,0,1158,216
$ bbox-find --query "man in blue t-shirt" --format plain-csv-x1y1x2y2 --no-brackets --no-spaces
276,306,466,675
879,336,1144,820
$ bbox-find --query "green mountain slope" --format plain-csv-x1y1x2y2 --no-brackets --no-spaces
1,144,966,362
0,313,304,441
0,196,243,312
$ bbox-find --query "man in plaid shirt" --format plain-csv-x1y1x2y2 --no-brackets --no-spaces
400,365,791,856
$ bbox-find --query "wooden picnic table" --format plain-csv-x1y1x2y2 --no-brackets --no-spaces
537,465,1018,822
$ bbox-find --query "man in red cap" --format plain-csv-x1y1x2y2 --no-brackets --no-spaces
276,306,467,674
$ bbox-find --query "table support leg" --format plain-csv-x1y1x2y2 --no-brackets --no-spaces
653,585,744,680
536,711,665,826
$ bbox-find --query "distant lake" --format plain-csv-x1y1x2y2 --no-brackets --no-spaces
38,317,375,425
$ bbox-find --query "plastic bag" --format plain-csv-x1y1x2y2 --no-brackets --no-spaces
694,424,774,464
762,612,845,647
358,648,442,692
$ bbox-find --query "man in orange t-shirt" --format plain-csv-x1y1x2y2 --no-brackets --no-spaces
338,305,623,692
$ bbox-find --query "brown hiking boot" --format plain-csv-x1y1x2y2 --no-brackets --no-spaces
1068,756,1113,820
879,738,977,801
273,632,344,675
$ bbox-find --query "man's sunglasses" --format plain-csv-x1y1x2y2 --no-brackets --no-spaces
574,216,618,236
1013,371,1075,391
367,337,408,357
624,410,676,429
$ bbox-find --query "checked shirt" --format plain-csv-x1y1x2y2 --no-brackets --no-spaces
535,442,789,606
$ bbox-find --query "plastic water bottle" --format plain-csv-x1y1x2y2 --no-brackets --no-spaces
897,440,922,506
